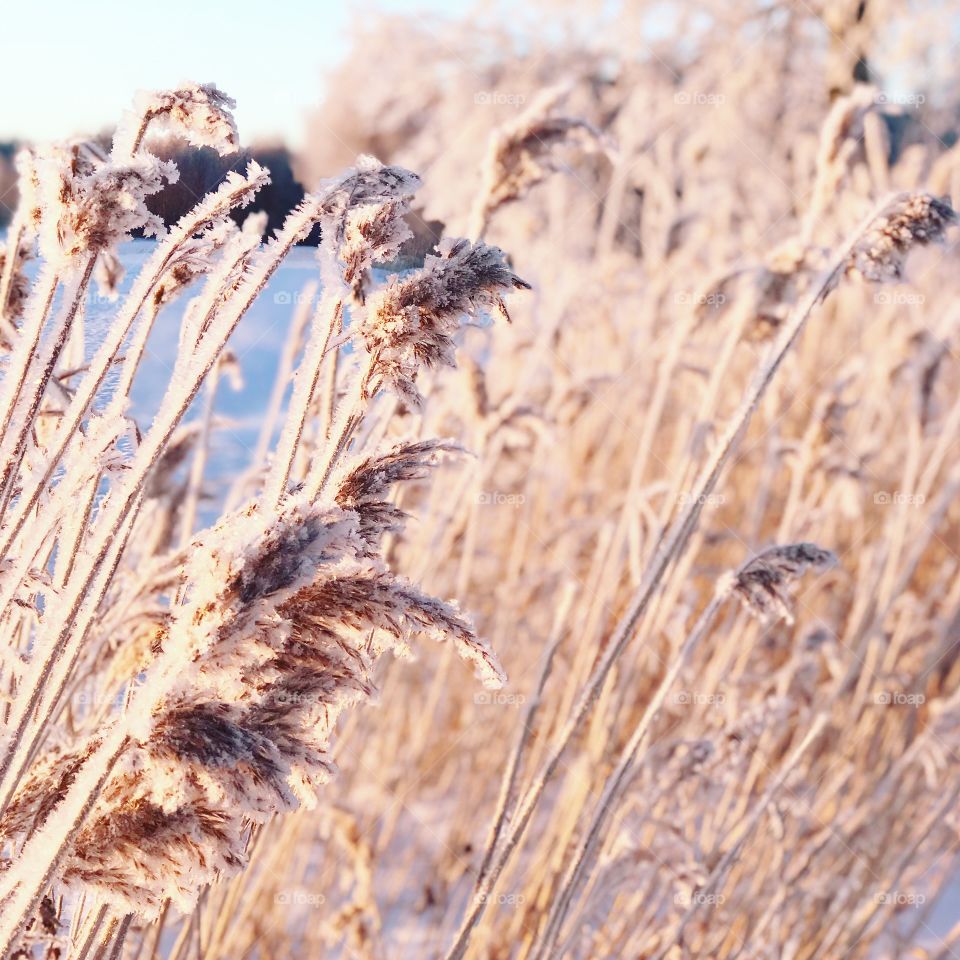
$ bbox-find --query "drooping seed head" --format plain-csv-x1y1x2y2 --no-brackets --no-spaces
115,83,240,157
721,542,836,625
847,193,956,283
362,237,530,405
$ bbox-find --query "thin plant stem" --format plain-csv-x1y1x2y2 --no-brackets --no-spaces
441,196,891,960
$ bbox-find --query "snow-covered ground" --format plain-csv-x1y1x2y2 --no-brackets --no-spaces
97,239,319,509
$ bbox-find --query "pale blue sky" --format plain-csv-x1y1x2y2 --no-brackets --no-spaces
0,0,460,147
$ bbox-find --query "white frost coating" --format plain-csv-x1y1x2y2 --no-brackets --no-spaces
0,161,272,563
113,82,239,158
33,145,176,267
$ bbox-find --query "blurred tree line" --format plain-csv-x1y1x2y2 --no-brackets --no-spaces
0,139,317,243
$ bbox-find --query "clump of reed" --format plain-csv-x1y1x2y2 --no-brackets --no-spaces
0,84,526,956
272,10,960,960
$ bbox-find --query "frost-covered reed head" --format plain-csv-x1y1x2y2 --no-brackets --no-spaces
115,82,239,158
721,543,836,625
847,193,956,283
33,141,176,267
472,84,611,235
315,155,422,300
0,439,504,918
362,237,531,404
